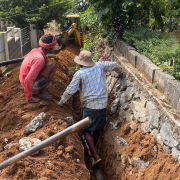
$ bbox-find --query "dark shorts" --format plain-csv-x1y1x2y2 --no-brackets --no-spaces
83,107,107,132
32,73,48,95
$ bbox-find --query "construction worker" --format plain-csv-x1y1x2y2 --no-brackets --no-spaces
55,50,122,166
19,34,57,103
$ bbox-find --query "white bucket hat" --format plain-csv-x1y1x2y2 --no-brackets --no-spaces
74,50,95,67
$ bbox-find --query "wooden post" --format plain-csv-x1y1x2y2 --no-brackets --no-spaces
173,57,176,72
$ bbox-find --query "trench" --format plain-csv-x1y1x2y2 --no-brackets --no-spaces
0,44,180,180
71,45,180,179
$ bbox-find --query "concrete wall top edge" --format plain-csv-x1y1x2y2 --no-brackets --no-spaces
128,49,140,55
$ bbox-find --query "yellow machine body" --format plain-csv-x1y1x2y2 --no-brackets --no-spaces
58,14,84,48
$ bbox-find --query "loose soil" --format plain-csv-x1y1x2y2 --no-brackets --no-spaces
0,40,180,180
97,97,180,180
0,45,92,180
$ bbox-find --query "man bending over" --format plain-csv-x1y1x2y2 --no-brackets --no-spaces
19,34,57,103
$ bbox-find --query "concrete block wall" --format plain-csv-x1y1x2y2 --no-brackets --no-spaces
115,39,180,111
8,37,21,60
1,24,38,61
7,27,23,60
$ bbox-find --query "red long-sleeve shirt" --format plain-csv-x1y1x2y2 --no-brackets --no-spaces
19,48,48,101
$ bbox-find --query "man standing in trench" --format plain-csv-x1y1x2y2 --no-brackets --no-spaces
55,50,122,166
19,34,57,103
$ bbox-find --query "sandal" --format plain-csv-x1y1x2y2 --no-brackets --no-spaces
92,156,102,166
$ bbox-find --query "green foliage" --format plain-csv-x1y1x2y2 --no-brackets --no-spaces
123,27,180,79
69,66,80,73
87,0,126,30
82,33,95,53
82,33,114,62
79,6,104,35
153,83,157,89
163,0,180,31
79,6,112,61
86,0,179,33
0,0,74,30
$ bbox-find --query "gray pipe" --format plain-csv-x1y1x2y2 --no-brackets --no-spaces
0,117,91,170
0,54,56,67
0,58,24,67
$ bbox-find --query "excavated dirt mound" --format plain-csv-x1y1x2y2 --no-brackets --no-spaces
98,110,180,180
0,45,91,180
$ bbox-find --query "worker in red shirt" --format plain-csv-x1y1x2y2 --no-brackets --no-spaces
19,34,57,103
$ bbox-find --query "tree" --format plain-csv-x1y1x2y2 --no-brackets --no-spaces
0,0,74,30
164,0,180,32
86,0,179,32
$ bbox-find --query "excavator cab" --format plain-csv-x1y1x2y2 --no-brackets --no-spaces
56,14,85,48
65,14,81,31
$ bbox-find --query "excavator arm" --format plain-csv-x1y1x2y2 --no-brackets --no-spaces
60,23,81,48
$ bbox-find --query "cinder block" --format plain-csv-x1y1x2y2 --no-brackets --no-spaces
154,70,175,93
136,55,160,83
144,61,161,84
163,79,180,109
119,40,127,53
115,39,121,49
127,50,140,67
136,55,151,72
154,71,180,109
121,45,135,59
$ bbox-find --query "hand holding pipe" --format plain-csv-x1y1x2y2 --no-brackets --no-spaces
0,117,91,170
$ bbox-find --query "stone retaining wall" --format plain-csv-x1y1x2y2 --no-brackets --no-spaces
115,39,180,111
106,45,180,162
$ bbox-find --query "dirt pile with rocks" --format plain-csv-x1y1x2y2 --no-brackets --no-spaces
0,45,90,180
98,106,180,180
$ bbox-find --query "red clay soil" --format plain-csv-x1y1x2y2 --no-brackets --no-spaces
2,43,180,180
98,108,180,180
0,45,91,180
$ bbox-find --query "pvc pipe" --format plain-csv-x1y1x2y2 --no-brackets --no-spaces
0,54,56,67
0,58,24,67
0,117,91,170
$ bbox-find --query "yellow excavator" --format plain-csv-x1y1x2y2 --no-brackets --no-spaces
56,14,85,48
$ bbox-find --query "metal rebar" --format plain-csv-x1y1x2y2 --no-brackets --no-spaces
0,117,91,170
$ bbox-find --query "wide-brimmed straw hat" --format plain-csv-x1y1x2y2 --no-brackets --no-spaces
74,50,95,67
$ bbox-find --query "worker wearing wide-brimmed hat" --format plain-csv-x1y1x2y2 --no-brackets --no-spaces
19,34,57,103
56,50,122,166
